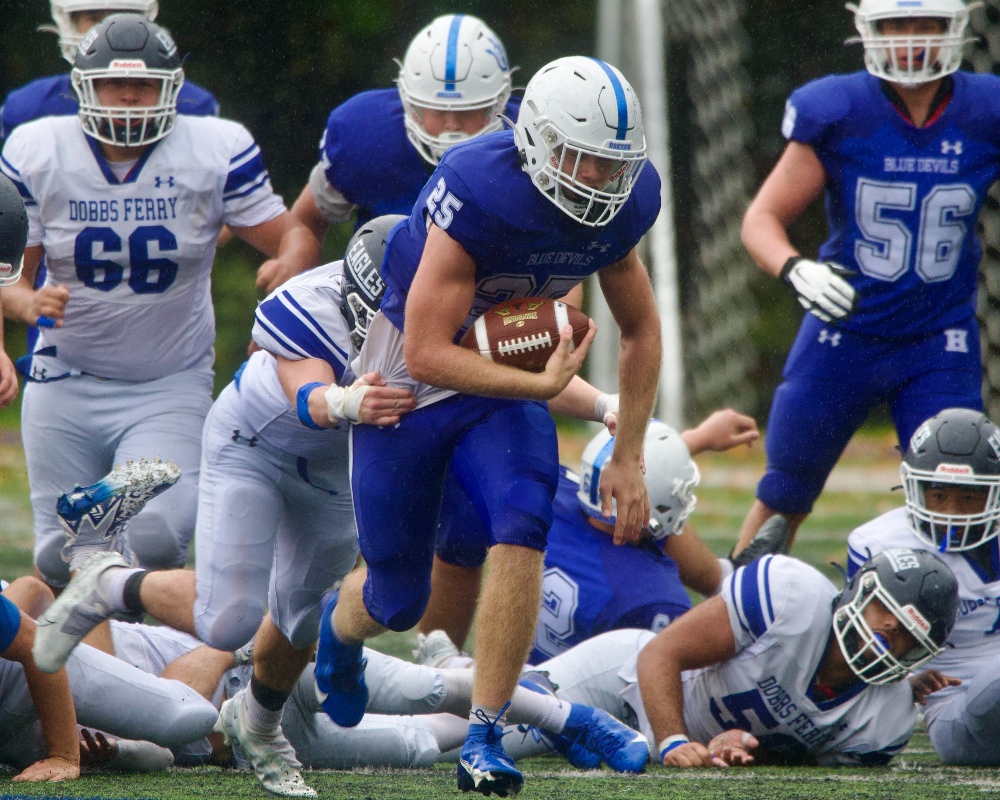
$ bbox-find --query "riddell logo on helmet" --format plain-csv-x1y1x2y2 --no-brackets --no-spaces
935,464,973,475
900,604,931,635
110,60,147,70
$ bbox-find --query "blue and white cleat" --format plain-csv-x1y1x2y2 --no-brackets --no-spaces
458,705,523,797
58,457,181,568
515,678,599,770
560,704,649,773
314,589,368,728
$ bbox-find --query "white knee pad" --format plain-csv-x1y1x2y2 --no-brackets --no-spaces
195,595,268,653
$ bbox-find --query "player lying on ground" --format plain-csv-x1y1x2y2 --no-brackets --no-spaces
0,577,225,780
319,55,661,799
0,13,320,590
418,410,767,657
733,0,996,558
847,407,1000,765
636,549,958,767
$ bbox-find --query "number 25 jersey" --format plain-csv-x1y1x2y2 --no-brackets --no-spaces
1,115,286,381
783,70,1000,338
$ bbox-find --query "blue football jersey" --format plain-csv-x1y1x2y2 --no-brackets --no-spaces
381,129,661,333
0,594,21,655
1,73,219,142
528,468,691,664
783,70,1000,337
319,88,522,229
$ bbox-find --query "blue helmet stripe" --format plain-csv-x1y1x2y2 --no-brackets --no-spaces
589,58,628,140
444,15,465,92
589,436,616,509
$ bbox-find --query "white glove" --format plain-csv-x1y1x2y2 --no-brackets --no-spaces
780,257,857,323
325,377,370,423
595,393,619,430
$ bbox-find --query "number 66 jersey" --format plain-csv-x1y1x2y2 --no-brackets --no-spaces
1,114,286,381
783,70,1000,338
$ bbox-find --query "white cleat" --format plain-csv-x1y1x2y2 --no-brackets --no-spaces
413,629,460,668
215,692,317,798
32,551,131,674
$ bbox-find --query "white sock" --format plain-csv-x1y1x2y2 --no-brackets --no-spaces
242,688,282,732
469,704,507,729
714,558,735,595
107,567,144,612
504,686,571,733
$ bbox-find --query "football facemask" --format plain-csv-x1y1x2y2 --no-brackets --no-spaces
846,0,978,86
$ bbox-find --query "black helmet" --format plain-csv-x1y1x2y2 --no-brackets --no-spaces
0,174,28,287
71,13,184,147
901,408,1000,552
833,548,958,685
340,215,407,351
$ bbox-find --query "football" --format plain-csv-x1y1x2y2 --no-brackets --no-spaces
460,297,592,373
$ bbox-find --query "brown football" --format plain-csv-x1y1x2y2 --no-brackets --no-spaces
460,297,591,373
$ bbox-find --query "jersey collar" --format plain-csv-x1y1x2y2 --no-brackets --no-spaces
808,631,867,711
84,133,161,186
879,75,954,128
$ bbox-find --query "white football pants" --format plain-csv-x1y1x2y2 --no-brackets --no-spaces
928,652,1000,765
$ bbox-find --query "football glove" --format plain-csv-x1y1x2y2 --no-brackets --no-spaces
780,257,858,323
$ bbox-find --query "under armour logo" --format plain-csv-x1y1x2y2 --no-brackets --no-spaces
941,140,963,155
587,241,611,253
154,176,176,188
231,429,258,447
818,329,841,347
31,366,47,380
944,328,969,353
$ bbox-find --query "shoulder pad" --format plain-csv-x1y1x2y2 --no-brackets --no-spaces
783,73,866,143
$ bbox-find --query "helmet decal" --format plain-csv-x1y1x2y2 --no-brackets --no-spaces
442,14,464,96
589,58,628,141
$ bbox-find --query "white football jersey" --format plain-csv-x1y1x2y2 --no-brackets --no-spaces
619,556,916,766
848,507,1000,720
242,260,356,458
1,115,285,381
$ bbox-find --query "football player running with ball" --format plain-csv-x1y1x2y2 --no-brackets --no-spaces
733,0,999,557
848,408,1000,765
316,56,661,797
0,14,320,590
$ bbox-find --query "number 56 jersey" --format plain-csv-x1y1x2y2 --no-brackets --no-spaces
620,556,917,765
783,70,1000,338
1,115,286,381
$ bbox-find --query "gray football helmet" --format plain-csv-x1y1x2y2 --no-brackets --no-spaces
833,548,958,685
71,13,184,147
901,408,1000,552
340,215,407,351
0,174,29,288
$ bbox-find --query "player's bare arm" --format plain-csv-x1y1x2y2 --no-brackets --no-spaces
290,185,332,246
0,299,16,408
0,245,68,328
597,246,660,544
636,594,736,768
231,210,322,293
741,141,827,277
274,354,416,427
403,223,596,400
681,409,759,455
2,611,80,782
547,376,620,432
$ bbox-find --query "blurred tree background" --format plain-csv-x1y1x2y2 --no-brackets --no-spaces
0,0,949,419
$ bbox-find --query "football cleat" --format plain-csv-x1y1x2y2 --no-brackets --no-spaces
232,637,255,668
32,551,131,673
314,589,368,728
215,692,316,798
729,514,792,570
560,704,649,773
58,457,181,568
458,705,522,797
515,679,599,769
413,628,460,668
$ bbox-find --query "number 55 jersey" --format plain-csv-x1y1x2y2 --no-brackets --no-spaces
783,70,1000,338
1,114,286,381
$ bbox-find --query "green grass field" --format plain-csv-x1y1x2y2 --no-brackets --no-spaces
2,426,997,798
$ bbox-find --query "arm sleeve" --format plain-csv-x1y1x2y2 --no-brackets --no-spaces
1,132,42,246
222,126,287,228
252,280,353,381
308,161,357,225
0,594,22,655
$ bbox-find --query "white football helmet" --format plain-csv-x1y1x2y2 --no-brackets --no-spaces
397,14,512,166
47,0,159,64
846,0,978,86
578,420,699,540
515,57,647,227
